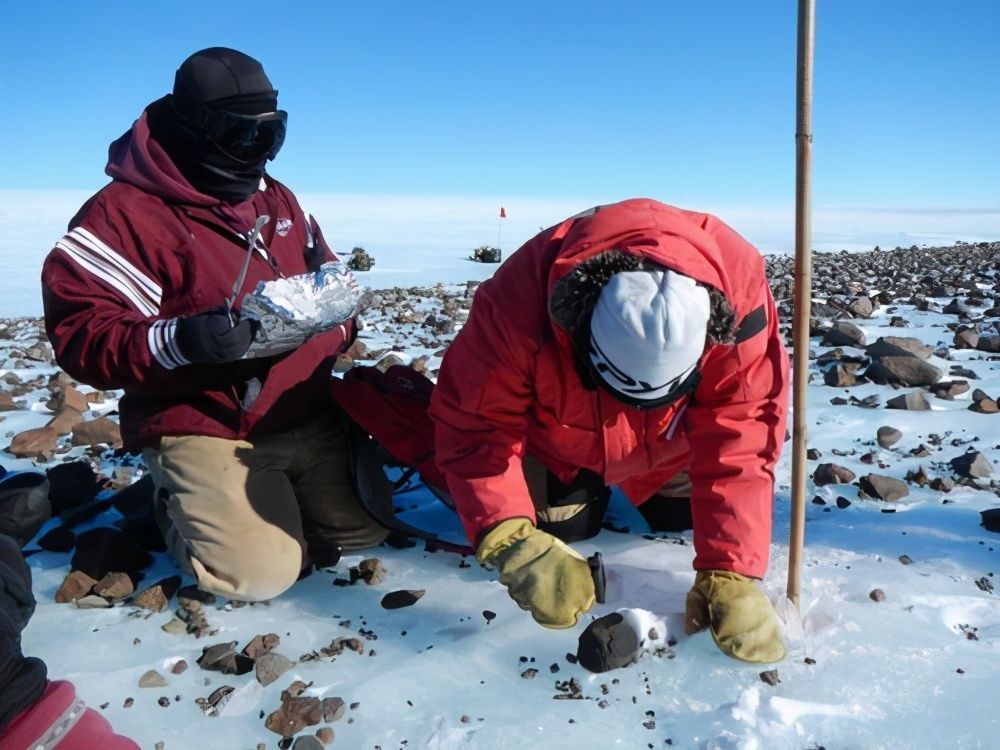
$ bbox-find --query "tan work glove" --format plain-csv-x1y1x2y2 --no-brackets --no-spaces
477,518,596,628
685,570,786,663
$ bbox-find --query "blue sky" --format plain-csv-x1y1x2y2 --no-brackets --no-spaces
1,1,998,211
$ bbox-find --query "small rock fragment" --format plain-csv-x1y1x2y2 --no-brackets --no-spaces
759,669,780,686
198,641,255,675
352,558,387,585
55,570,98,603
876,426,902,448
75,594,112,609
380,589,425,609
132,575,182,613
813,463,856,486
292,737,326,750
93,571,135,601
869,589,886,602
242,633,281,659
322,697,345,722
139,670,168,688
257,652,296,687
315,727,335,745
885,392,930,411
170,660,188,675
482,610,496,624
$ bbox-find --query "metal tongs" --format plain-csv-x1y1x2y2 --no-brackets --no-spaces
226,214,270,325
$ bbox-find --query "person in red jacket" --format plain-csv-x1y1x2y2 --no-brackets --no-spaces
0,534,138,749
429,198,789,662
42,48,388,602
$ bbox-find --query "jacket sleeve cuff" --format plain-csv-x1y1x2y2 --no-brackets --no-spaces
147,319,189,369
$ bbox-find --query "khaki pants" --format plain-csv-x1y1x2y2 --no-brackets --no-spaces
143,413,388,602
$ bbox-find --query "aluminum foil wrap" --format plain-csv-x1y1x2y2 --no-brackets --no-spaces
241,261,366,358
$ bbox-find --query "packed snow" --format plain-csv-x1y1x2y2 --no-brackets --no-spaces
3,210,1000,749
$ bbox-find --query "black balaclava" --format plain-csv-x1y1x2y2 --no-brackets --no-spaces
150,47,284,204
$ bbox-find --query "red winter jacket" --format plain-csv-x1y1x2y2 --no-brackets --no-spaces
0,680,139,750
41,107,351,450
429,199,788,578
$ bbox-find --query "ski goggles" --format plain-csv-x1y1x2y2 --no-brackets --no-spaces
192,106,288,161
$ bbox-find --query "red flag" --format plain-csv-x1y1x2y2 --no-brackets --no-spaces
499,206,507,219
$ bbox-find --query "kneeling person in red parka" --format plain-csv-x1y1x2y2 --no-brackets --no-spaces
429,199,789,663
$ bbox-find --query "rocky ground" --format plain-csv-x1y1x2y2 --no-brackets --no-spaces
5,239,1000,748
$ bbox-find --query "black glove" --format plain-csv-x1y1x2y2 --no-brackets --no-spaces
175,309,254,364
0,534,47,730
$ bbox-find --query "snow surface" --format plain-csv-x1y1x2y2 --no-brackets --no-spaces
3,217,1000,748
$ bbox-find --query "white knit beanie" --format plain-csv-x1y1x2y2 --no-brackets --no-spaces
587,269,710,403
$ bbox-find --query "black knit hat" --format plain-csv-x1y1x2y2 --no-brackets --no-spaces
173,47,277,116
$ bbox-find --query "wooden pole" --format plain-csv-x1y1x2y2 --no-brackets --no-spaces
787,0,815,611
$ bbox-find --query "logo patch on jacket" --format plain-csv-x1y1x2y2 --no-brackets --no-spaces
275,218,294,237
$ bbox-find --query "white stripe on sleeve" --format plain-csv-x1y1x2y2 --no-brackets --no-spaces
68,227,162,305
55,239,159,317
148,319,189,369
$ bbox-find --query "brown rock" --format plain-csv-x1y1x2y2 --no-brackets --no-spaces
759,669,780,686
170,660,188,675
282,681,311,700
9,426,59,458
46,407,85,435
930,477,955,493
242,633,281,659
45,385,90,414
813,463,856,486
930,380,970,399
265,696,323,738
969,399,1000,414
950,452,994,479
256,652,296,687
198,641,255,675
869,589,886,602
859,474,910,501
139,669,168,688
132,575,182,612
75,594,112,609
865,336,933,360
885,392,930,411
55,570,98,603
322,697,346,722
953,330,980,349
0,392,19,411
93,572,135,601
876,426,902,448
823,365,858,387
315,727,335,745
865,356,942,387
71,417,123,448
353,558,387,585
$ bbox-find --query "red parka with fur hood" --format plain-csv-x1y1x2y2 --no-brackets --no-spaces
41,105,351,450
429,199,788,579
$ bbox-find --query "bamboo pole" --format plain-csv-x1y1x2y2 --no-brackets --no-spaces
787,0,815,611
